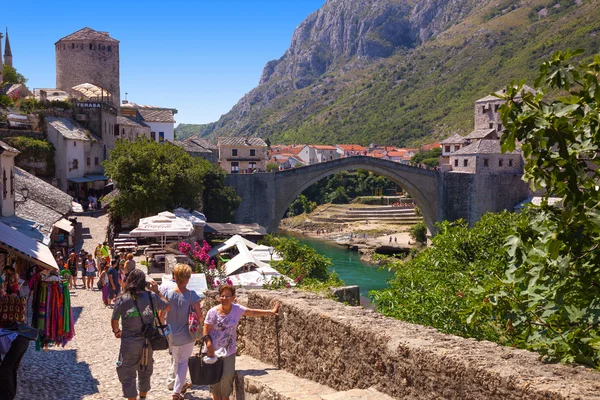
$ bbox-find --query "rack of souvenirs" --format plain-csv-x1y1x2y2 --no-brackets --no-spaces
30,274,75,350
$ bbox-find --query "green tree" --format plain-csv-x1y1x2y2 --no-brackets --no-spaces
5,136,55,177
2,65,27,84
409,222,427,245
104,139,239,221
266,163,279,172
483,50,600,366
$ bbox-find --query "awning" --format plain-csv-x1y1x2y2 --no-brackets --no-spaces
84,175,108,182
68,177,92,183
53,218,74,234
0,222,59,270
130,211,194,238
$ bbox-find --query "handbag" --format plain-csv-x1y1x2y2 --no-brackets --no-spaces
0,296,26,328
133,292,170,351
188,292,202,340
188,335,224,385
96,280,103,290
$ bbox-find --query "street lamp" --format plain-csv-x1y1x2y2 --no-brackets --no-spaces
15,187,30,204
268,246,274,262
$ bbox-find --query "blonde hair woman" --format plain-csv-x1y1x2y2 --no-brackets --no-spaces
163,264,203,400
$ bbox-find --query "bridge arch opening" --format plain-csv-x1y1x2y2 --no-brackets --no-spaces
273,157,438,234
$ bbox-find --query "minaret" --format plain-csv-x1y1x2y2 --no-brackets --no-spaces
4,28,12,68
0,31,3,83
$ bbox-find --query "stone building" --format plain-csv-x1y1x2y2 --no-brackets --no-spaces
474,85,535,133
448,139,522,174
439,133,466,165
297,144,340,165
55,27,120,107
218,137,268,173
121,102,177,143
173,136,218,164
115,115,151,142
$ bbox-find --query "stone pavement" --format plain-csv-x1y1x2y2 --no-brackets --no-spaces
15,212,212,399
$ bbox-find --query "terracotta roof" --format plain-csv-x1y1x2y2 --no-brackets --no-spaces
218,137,267,147
57,27,118,43
440,133,467,145
0,140,19,154
421,142,441,150
387,151,407,157
138,109,175,123
15,167,72,216
336,144,367,152
47,117,99,141
452,139,519,155
464,129,498,140
117,115,149,128
311,145,337,150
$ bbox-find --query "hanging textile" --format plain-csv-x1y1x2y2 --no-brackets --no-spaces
32,280,74,350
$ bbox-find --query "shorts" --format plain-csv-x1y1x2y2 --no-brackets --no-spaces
210,354,236,397
69,268,77,277
86,271,96,277
108,285,120,299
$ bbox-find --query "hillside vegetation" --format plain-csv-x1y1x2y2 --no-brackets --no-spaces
174,122,215,140
205,0,600,146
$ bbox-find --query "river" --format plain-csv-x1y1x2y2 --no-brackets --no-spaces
281,233,394,300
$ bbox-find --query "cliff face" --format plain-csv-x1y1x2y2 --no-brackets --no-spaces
207,0,599,145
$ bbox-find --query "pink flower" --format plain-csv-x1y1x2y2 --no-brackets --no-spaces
226,278,233,285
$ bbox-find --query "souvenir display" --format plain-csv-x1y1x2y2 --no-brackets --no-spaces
0,296,27,327
30,279,74,350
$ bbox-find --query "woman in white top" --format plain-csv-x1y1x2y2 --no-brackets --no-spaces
85,254,97,289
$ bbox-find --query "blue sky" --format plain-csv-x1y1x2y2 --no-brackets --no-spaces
2,0,325,124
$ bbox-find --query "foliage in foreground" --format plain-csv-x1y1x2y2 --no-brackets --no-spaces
260,235,343,292
370,212,525,342
104,139,240,221
487,50,600,367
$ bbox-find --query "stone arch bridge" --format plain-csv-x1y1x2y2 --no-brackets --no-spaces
224,156,529,233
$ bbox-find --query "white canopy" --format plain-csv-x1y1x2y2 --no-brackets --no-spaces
53,218,74,234
172,208,206,227
228,266,294,288
208,234,259,258
0,222,58,271
130,211,194,238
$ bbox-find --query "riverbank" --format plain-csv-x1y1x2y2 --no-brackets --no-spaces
280,211,417,264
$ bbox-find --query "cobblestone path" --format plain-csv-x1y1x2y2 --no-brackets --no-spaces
16,213,212,399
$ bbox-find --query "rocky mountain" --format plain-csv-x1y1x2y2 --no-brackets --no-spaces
205,0,600,146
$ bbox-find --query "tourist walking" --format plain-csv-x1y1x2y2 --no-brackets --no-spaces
161,264,202,400
124,253,136,279
95,243,104,269
66,252,78,289
85,254,97,289
107,259,120,305
111,269,169,400
203,285,279,400
98,263,110,306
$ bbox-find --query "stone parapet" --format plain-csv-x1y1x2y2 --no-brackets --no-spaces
231,290,599,399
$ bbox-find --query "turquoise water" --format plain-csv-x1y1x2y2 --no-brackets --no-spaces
281,233,394,298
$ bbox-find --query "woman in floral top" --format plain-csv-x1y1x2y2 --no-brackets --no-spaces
203,285,279,399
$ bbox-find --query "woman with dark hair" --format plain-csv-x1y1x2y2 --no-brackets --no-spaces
110,270,169,400
107,259,120,305
203,285,279,400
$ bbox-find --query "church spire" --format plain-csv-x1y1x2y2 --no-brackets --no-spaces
4,28,12,68
0,31,4,83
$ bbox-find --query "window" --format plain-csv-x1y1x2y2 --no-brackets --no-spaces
494,104,499,112
71,43,75,49
95,157,99,166
250,149,256,157
497,124,503,132
87,157,91,166
499,159,504,167
159,132,165,143
73,141,76,147
489,122,494,129
509,159,513,167
454,159,458,167
231,162,239,173
483,159,489,167
481,106,486,114
232,149,238,156
445,146,450,153
455,145,460,150
73,159,79,170
108,46,112,52
151,131,156,141
249,162,257,170
2,169,6,199
89,44,93,50
122,128,125,136
463,159,468,167
10,168,14,196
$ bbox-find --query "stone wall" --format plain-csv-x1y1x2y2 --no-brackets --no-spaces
0,129,44,140
219,290,600,399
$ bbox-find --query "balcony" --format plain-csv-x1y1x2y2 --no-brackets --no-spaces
225,156,262,162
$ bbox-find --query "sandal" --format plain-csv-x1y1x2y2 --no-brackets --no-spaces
181,382,192,394
172,394,183,400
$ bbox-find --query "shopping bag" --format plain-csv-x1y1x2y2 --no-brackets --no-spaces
188,292,203,340
188,336,224,385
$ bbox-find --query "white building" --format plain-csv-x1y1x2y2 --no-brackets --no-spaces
0,140,18,217
297,145,340,165
121,102,177,143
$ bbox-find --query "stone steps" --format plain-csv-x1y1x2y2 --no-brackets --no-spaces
234,355,395,400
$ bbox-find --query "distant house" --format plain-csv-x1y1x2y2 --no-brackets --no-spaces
448,139,522,175
45,117,106,196
116,115,151,142
297,145,339,165
121,101,177,143
268,155,303,170
439,133,467,165
218,137,268,173
173,136,218,164
335,144,367,157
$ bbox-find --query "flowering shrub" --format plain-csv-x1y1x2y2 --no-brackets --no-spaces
178,240,230,289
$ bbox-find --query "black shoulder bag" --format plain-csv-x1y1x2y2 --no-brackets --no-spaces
188,335,224,385
132,292,170,351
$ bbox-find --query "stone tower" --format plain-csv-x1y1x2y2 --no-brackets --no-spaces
55,27,120,106
4,28,12,68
